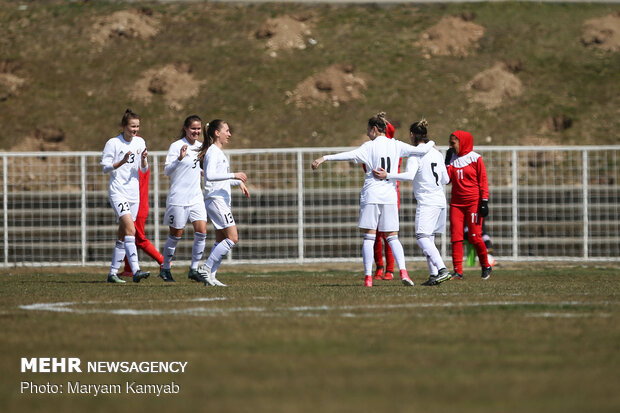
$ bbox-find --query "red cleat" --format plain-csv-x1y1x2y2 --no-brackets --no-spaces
373,267,384,280
383,271,394,280
119,270,133,277
364,276,373,287
400,270,414,286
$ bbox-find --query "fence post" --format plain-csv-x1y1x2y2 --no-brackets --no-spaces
582,150,589,259
3,155,7,265
512,150,519,260
297,150,305,264
81,155,87,265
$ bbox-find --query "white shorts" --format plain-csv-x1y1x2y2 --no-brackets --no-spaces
164,202,207,229
205,198,236,230
110,195,139,222
415,205,446,236
358,203,399,232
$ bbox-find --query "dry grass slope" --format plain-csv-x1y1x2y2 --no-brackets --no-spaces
0,2,619,152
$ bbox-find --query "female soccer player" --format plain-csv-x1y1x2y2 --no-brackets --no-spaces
196,119,250,287
100,109,151,284
312,112,435,287
160,115,209,283
445,130,492,280
373,119,452,286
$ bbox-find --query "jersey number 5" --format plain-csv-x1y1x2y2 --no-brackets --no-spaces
431,162,439,186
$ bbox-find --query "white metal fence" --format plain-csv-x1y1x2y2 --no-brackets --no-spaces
1,146,619,267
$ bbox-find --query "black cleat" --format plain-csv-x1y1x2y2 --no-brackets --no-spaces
481,266,492,280
451,272,464,280
132,270,150,283
159,268,175,282
422,268,452,286
187,268,203,282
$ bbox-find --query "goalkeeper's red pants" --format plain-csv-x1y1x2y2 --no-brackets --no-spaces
373,232,394,273
123,213,163,273
450,204,489,274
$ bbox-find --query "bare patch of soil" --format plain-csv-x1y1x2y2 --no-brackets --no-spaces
91,9,160,46
542,115,573,133
8,127,75,191
286,64,367,108
582,13,620,52
467,62,523,109
254,15,313,56
419,16,485,58
0,60,25,101
130,63,205,111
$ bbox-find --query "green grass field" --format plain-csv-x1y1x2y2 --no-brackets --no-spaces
1,264,619,413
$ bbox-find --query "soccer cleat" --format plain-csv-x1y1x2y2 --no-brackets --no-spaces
132,270,150,283
383,271,394,281
364,276,373,287
107,274,126,284
400,270,414,286
187,268,204,282
481,266,492,280
451,272,464,280
119,270,133,277
211,276,227,287
373,266,384,280
158,268,175,282
421,268,452,286
197,264,216,286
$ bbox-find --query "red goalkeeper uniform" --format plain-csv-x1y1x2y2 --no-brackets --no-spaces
122,167,164,275
446,130,490,275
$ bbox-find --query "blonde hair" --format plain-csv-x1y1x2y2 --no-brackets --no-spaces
410,118,430,142
368,111,389,133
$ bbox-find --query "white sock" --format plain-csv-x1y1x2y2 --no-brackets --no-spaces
206,238,235,271
109,240,125,275
417,234,445,274
163,235,181,270
191,232,207,270
362,233,376,276
386,235,406,271
124,236,140,274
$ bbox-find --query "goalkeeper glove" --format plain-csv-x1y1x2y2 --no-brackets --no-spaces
445,148,454,165
479,199,489,217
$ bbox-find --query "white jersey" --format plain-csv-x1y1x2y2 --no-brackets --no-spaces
164,137,204,206
324,136,434,205
203,144,240,206
388,146,449,207
101,134,147,203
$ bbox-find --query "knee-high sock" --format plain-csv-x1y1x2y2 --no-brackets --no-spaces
110,240,125,275
417,234,445,275
162,235,181,270
362,233,376,276
373,235,384,268
469,233,489,268
452,241,464,274
124,236,140,274
386,235,406,271
206,238,235,271
191,232,207,270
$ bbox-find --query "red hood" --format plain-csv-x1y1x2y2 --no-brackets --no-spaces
386,122,395,139
452,130,473,156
